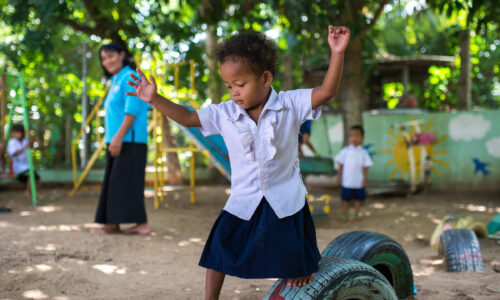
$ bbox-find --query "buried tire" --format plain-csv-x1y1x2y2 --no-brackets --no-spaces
440,228,484,272
264,256,397,300
321,231,413,299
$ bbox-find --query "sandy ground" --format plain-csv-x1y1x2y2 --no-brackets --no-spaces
0,184,499,300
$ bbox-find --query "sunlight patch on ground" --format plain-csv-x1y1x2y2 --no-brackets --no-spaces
35,244,56,251
53,296,71,300
0,221,11,228
370,203,386,209
36,205,62,213
413,265,437,277
82,223,101,229
163,235,173,240
225,188,231,195
20,211,33,216
420,258,444,265
22,289,48,299
189,237,203,243
166,227,179,234
403,233,427,242
178,240,190,247
457,203,500,213
35,264,52,272
404,211,419,217
92,264,127,275
29,225,81,232
395,217,406,224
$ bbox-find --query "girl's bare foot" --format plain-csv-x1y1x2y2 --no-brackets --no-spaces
90,224,120,235
286,273,315,287
123,223,150,235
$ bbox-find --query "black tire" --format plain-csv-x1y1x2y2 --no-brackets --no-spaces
264,256,397,300
321,231,413,299
440,228,484,272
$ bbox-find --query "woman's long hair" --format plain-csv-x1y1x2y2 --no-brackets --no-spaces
99,42,136,78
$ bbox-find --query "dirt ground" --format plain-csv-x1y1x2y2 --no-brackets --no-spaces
0,184,499,300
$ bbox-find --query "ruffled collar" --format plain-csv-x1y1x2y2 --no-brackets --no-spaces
228,87,283,161
227,87,283,122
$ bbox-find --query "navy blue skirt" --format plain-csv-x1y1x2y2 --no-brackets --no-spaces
199,198,321,279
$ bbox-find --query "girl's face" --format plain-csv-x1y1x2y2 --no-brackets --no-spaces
100,50,125,75
12,130,23,140
220,56,272,112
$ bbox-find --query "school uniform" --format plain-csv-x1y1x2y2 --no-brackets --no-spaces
335,144,373,201
7,138,40,183
197,87,321,278
94,65,149,224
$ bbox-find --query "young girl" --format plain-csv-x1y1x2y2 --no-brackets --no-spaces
7,124,41,201
128,25,350,299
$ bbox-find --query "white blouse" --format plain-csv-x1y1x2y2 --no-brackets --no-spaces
197,88,321,220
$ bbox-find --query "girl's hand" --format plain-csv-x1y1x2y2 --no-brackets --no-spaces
109,135,123,157
328,25,350,54
127,68,158,104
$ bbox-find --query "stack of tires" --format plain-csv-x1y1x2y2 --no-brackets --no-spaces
265,231,414,300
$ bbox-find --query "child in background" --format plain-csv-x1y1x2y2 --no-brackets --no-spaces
128,26,349,299
335,125,373,223
7,124,41,201
298,120,320,157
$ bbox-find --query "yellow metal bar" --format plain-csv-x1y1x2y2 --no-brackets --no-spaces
71,85,109,185
189,141,196,204
162,147,201,152
70,138,106,196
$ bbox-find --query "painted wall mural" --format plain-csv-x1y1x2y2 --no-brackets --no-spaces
310,111,500,191
381,119,449,184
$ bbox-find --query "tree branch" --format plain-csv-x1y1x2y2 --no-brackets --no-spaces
53,17,102,36
362,0,389,35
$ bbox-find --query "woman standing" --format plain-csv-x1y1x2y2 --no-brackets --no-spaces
92,43,150,235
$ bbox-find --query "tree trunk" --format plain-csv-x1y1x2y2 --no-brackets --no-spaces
163,116,184,185
282,53,294,90
205,24,224,104
337,37,364,145
458,28,471,110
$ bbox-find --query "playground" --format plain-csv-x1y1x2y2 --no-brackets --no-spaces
1,1,500,299
0,186,498,299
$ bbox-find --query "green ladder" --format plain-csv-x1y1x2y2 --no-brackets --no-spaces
1,72,37,207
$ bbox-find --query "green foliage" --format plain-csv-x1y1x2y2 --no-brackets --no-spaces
1,0,499,170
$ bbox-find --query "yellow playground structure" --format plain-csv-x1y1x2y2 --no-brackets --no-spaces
71,59,216,209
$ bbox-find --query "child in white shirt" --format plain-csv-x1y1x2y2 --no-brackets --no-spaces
7,124,41,201
335,125,373,223
128,26,350,298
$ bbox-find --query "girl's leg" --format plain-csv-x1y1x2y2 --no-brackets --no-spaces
205,268,225,300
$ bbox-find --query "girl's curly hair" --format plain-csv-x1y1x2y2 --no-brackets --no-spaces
214,30,278,77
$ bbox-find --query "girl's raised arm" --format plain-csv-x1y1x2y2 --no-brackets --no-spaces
311,25,350,109
127,69,201,127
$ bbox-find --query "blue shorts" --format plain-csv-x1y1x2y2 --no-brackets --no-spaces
341,187,366,201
